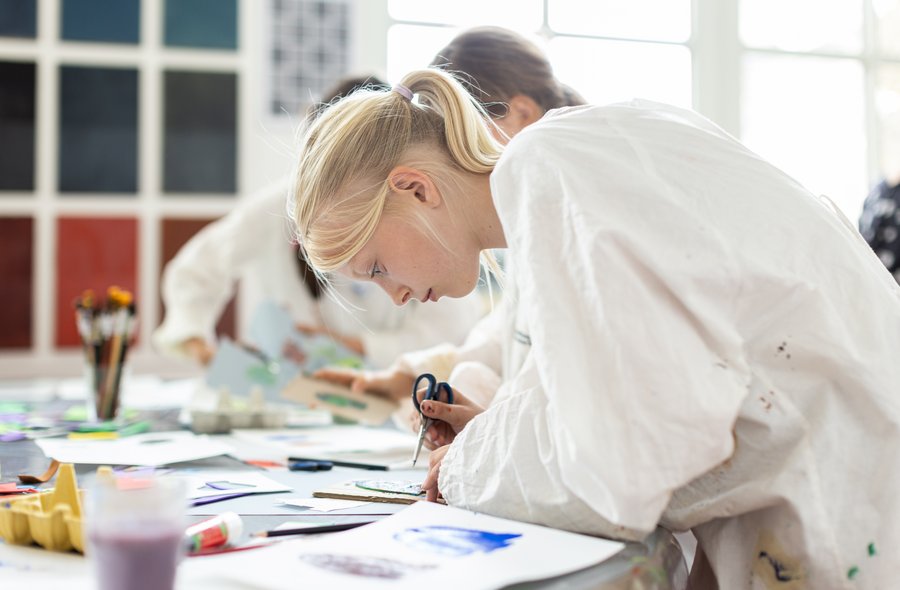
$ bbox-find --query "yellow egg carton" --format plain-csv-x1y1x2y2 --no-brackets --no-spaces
0,463,99,553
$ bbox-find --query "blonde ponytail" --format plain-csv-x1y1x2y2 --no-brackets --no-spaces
291,68,503,275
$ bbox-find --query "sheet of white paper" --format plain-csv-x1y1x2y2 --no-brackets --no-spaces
281,497,371,512
35,431,234,466
0,378,56,402
180,502,625,589
231,427,428,468
0,542,94,588
122,377,200,410
173,470,292,500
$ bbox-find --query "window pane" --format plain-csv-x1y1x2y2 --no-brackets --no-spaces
164,0,237,49
59,66,139,193
876,64,900,183
549,0,690,43
742,53,867,220
388,0,542,31
0,61,36,191
740,0,863,53
875,0,900,57
0,0,36,38
548,37,692,109
387,24,460,84
0,217,33,348
62,0,139,44
163,71,237,194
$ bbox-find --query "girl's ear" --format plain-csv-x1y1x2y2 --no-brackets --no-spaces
504,95,543,133
387,166,442,208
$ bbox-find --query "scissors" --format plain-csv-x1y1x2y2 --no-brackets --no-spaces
411,373,454,467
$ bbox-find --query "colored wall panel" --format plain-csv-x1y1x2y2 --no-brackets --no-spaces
0,217,33,348
159,217,237,339
0,61,36,191
59,66,138,193
0,0,37,38
163,71,236,194
55,217,138,347
164,0,237,49
62,0,140,44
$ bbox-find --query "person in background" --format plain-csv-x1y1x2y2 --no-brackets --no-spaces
859,177,900,282
316,27,587,410
431,26,586,141
152,75,485,367
291,67,900,588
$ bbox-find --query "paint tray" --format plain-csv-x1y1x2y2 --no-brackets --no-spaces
189,387,290,434
0,462,87,552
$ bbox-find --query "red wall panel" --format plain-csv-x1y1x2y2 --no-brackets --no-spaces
56,217,138,347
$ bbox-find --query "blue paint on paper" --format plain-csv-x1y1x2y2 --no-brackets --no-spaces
393,526,522,557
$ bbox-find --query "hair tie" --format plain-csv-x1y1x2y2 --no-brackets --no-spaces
392,84,413,101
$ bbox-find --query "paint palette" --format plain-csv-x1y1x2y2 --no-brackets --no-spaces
0,463,88,552
280,375,398,426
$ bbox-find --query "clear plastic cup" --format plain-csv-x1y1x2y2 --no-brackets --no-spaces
85,476,186,590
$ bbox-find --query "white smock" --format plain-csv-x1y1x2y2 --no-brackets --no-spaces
437,101,900,589
152,179,485,368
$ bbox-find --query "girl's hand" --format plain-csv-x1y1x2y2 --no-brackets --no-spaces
422,445,451,503
414,386,483,449
182,337,215,366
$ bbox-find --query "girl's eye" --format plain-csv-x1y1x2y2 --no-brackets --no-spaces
369,263,382,278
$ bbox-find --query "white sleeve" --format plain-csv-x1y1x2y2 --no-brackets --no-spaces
360,291,486,369
439,355,646,540
152,185,290,357
440,123,751,534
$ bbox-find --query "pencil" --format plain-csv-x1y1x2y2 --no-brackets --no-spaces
252,520,375,538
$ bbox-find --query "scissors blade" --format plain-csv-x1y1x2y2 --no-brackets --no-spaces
411,418,430,467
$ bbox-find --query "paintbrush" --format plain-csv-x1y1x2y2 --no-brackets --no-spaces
252,521,375,538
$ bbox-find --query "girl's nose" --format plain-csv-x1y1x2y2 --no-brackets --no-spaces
382,283,411,306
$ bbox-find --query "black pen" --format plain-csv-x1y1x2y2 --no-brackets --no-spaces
252,520,375,538
287,456,388,471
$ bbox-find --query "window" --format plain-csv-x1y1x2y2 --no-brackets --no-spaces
385,0,898,221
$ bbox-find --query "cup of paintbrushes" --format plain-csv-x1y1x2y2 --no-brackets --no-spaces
75,287,138,422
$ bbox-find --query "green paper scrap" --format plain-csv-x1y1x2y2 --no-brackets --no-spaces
0,402,29,413
75,421,119,433
847,565,859,579
117,420,151,437
868,542,876,556
63,406,89,421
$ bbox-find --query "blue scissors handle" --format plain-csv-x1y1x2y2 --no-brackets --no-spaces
411,373,454,414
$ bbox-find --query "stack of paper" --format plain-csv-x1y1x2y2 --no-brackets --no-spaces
231,427,427,470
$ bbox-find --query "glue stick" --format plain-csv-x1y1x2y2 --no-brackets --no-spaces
185,511,243,553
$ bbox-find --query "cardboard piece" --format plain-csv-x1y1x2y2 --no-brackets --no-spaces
313,479,445,505
280,375,398,426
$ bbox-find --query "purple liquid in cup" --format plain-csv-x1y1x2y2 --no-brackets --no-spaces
90,525,183,590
